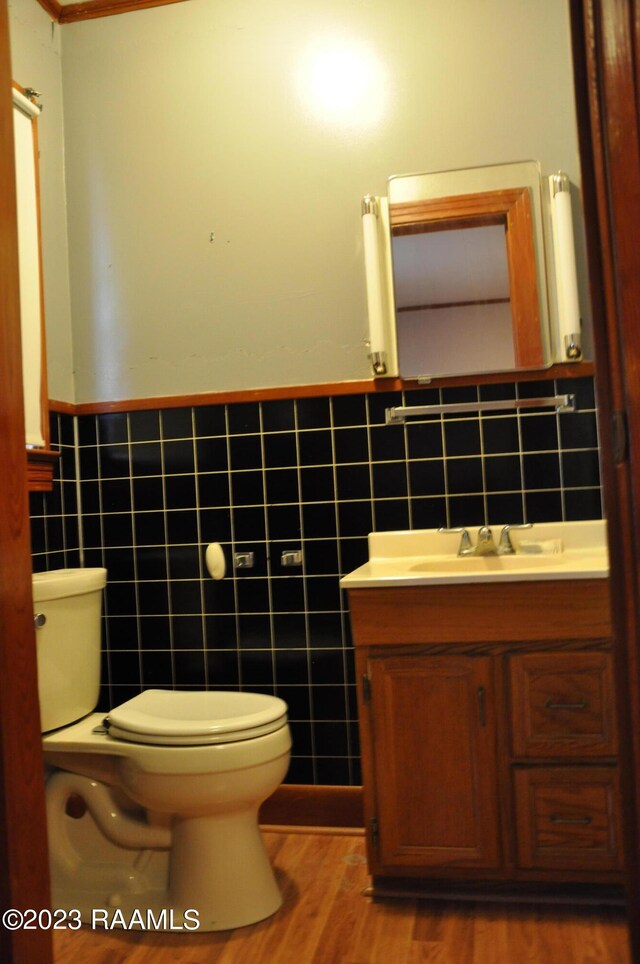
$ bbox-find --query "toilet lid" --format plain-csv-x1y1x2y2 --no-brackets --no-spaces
104,690,288,746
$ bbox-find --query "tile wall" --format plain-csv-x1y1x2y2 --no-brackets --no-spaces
30,411,81,571
30,376,602,786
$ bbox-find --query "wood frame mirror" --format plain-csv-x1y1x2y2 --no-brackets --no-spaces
12,82,57,491
367,159,562,381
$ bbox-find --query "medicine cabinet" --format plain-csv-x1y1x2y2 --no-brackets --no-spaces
12,83,56,490
362,161,583,381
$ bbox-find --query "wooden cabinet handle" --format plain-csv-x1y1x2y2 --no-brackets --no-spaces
549,814,593,825
544,699,588,711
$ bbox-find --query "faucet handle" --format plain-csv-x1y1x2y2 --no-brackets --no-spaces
438,526,473,555
498,522,533,554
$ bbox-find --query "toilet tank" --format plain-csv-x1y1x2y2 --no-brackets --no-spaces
32,568,107,733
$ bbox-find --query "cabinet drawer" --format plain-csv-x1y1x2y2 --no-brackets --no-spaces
510,651,616,758
513,767,621,872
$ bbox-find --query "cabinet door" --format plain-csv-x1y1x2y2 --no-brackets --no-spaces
368,654,501,869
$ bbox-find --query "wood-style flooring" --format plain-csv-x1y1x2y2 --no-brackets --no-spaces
53,830,631,963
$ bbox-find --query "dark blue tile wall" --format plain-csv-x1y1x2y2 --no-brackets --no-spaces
30,376,602,786
30,412,81,572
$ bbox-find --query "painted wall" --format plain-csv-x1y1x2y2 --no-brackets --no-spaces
57,0,585,404
8,0,75,402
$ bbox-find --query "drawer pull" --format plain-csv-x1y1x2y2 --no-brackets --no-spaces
544,699,588,711
549,814,593,826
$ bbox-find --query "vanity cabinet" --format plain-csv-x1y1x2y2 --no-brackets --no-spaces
348,579,622,893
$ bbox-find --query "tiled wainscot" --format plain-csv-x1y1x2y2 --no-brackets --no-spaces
30,376,602,786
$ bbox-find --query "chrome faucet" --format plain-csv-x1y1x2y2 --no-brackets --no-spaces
438,526,492,556
497,522,533,554
439,523,533,557
474,526,498,556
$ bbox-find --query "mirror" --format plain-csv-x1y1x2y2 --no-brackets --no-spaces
364,161,578,381
389,161,552,380
12,83,57,490
391,185,545,376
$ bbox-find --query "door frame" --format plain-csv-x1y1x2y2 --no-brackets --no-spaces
570,0,640,957
0,1,52,960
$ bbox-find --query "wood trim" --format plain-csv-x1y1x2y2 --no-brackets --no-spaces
36,0,189,23
258,784,364,829
48,362,594,416
570,0,640,957
367,875,625,902
0,3,52,960
27,447,59,491
390,189,529,231
35,0,62,20
506,187,543,366
48,398,75,415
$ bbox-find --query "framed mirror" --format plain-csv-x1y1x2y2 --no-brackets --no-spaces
12,83,57,490
363,161,580,381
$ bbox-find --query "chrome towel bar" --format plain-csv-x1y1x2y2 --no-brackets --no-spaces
385,393,576,424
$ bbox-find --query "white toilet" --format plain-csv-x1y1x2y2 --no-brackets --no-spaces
33,567,291,932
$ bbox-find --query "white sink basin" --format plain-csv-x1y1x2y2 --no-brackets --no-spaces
340,521,608,587
411,553,594,574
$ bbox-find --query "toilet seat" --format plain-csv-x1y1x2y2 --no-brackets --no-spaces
104,689,288,746
44,712,292,775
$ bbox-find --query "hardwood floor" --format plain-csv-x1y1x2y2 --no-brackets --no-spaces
53,830,631,963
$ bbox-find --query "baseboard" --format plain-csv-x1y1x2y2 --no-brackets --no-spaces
259,784,364,829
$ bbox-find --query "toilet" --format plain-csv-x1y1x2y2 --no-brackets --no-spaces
33,567,291,932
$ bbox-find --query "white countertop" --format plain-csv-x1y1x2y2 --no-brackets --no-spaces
340,521,609,588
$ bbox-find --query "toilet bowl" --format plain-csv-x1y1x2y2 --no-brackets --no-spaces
33,568,291,931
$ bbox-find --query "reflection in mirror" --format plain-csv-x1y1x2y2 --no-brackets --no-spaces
389,168,549,380
390,185,544,377
395,223,512,375
394,223,514,377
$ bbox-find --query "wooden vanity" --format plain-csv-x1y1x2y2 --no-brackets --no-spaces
347,576,622,896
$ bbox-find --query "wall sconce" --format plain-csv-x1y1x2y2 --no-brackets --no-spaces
549,173,582,362
361,195,397,377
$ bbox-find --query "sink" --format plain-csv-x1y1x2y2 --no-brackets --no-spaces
340,520,609,587
411,554,570,573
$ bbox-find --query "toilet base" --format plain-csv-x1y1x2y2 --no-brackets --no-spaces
169,808,283,931
48,773,284,932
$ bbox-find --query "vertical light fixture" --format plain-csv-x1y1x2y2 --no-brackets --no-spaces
361,195,387,374
549,172,582,361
